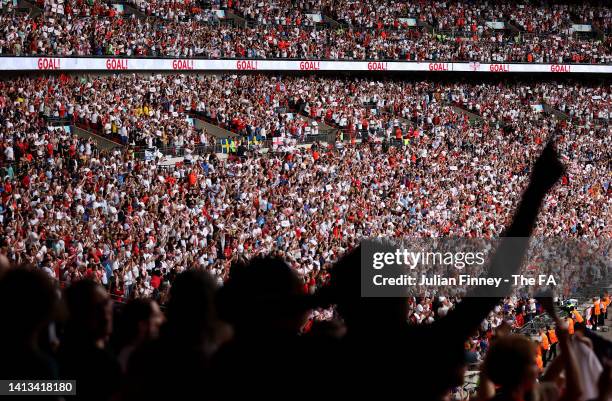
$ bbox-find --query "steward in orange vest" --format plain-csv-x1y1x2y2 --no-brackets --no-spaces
566,317,574,335
571,309,584,324
547,326,558,360
593,297,603,329
540,330,550,366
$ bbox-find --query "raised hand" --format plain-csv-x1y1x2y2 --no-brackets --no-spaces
529,141,565,195
536,290,562,325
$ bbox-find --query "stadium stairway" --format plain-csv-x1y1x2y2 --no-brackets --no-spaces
505,21,520,35
542,104,570,121
517,271,611,337
506,21,524,34
41,113,125,149
191,116,240,139
419,20,435,33
574,277,612,308
444,102,485,124
223,10,247,27
567,11,606,40
322,14,342,28
73,126,123,151
288,108,337,137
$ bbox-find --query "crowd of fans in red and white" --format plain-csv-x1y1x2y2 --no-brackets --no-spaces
0,74,609,301
231,0,323,26
0,0,611,63
0,3,610,400
127,0,220,22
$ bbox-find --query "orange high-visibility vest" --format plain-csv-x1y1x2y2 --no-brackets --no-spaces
594,301,601,316
603,296,610,310
567,318,574,335
548,329,558,344
540,332,550,351
536,354,544,372
572,310,584,323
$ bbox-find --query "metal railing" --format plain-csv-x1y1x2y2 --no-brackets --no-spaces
130,132,337,160
132,143,220,160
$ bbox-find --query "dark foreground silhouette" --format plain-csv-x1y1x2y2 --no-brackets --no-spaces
0,143,577,401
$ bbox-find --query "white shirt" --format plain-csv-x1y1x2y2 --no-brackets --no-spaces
4,146,13,161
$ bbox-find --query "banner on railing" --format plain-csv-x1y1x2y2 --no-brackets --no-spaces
398,18,417,27
2,57,611,73
572,24,592,32
485,21,505,30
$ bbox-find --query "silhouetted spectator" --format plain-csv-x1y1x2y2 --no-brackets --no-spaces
122,269,226,401
213,256,322,400
115,299,164,372
316,142,565,400
0,265,60,383
58,280,122,401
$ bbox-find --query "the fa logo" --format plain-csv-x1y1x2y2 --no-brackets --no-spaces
469,62,481,72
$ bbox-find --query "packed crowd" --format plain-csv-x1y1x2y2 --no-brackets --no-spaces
5,0,612,33
229,0,610,36
0,74,217,149
127,0,221,22
41,0,119,17
565,3,612,33
0,74,610,299
0,3,611,62
539,82,612,124
0,3,610,400
322,0,507,30
231,0,323,26
0,153,610,400
284,0,612,37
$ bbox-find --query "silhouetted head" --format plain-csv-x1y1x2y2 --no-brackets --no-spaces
482,335,539,394
64,279,113,347
118,298,164,348
319,246,408,333
0,265,58,346
218,256,313,335
163,269,218,345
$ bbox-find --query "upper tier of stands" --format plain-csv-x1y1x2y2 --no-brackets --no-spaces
0,0,610,63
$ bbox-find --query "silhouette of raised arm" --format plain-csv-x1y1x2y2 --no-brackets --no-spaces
435,141,565,339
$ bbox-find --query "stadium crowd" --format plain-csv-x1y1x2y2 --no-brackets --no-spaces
127,0,221,22
0,2,611,62
231,0,323,26
0,3,610,401
0,138,610,401
42,0,118,17
0,74,609,296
